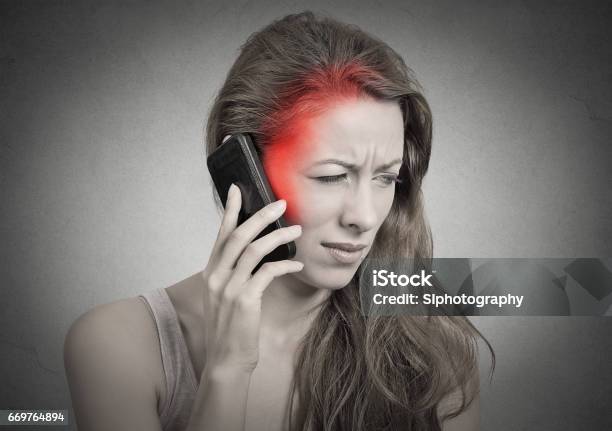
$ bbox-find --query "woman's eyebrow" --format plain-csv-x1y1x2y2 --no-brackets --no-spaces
311,158,403,171
312,159,357,170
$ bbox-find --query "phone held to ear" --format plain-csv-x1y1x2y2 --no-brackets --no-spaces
206,133,297,269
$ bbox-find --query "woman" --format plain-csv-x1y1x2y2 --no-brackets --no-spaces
64,11,493,431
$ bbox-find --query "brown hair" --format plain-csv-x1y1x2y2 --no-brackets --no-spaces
205,11,494,430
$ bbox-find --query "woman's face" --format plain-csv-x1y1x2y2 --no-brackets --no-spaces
264,96,405,290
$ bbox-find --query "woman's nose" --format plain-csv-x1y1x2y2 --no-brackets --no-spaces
339,181,379,233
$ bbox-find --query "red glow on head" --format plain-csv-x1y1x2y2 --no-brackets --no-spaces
261,62,383,224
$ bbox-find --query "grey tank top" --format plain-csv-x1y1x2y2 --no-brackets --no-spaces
139,288,199,431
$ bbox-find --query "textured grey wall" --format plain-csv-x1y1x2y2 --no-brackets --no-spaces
1,0,611,429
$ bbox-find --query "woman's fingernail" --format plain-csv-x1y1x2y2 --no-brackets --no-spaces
289,225,302,235
270,199,286,214
225,184,234,204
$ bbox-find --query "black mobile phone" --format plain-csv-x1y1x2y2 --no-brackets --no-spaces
206,133,296,270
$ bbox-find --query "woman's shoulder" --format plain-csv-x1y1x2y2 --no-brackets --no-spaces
64,295,165,408
68,295,150,327
65,294,161,355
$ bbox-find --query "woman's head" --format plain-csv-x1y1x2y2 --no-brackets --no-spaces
206,11,492,430
206,11,433,289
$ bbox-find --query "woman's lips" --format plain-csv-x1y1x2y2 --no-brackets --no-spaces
321,242,367,264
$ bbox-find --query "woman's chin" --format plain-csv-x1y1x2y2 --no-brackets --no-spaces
295,263,357,290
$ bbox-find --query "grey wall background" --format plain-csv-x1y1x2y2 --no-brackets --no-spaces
1,0,611,429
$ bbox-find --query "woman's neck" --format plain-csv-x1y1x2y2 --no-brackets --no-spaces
260,274,331,344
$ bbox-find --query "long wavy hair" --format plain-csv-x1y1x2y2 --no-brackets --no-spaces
205,11,494,430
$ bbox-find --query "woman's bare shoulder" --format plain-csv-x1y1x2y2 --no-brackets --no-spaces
64,296,166,430
65,294,165,380
67,295,155,344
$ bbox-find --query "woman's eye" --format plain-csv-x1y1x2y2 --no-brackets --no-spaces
376,174,401,186
315,174,348,183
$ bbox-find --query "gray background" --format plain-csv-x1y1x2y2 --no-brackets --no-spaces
1,0,611,429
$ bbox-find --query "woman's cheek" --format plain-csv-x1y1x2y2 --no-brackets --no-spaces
263,151,305,225
378,190,396,218
271,180,333,227
270,178,303,225
296,182,343,226
262,120,317,226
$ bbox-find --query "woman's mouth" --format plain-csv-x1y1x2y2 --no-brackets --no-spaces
321,242,367,264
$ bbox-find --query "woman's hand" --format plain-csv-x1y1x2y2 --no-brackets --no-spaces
200,183,303,375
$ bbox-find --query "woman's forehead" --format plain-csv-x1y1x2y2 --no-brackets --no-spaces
302,98,404,164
